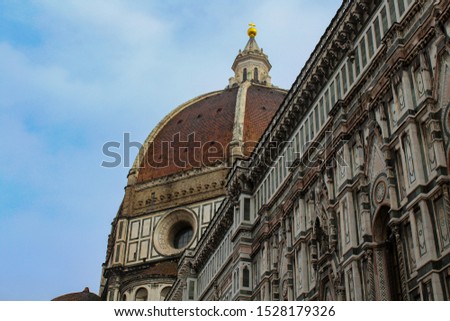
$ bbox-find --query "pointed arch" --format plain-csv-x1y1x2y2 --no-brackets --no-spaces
372,205,402,300
242,266,250,287
372,205,391,243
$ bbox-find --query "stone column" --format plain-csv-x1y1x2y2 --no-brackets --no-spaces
443,186,450,245
351,260,364,300
339,201,348,252
329,209,338,251
419,200,438,260
264,281,270,301
365,249,375,301
418,52,432,96
428,113,447,169
300,244,309,295
408,209,423,268
299,197,307,234
326,167,336,201
359,186,372,238
431,273,445,300
309,241,316,289
346,192,359,248
393,225,409,300
401,69,415,112
287,281,294,301
385,148,400,209
343,141,352,181
271,237,278,271
286,216,292,247
262,240,269,274
307,197,315,230
407,124,426,186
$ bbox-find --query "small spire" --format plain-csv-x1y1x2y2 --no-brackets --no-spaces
247,23,257,38
228,23,272,87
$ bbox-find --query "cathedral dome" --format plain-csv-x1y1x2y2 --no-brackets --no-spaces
100,26,287,301
52,287,101,301
126,25,286,185
136,84,286,182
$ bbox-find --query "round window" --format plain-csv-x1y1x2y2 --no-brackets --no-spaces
153,209,197,256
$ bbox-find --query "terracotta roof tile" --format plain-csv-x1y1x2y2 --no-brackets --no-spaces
137,85,286,182
243,85,286,156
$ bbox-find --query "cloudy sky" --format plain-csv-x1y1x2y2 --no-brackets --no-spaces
0,0,341,300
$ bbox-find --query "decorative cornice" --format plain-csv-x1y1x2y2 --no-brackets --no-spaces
134,163,227,191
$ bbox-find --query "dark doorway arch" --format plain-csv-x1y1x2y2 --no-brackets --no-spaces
372,205,402,300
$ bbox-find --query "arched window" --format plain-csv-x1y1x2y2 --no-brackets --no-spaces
243,266,250,287
243,68,247,81
160,286,171,300
135,288,148,301
122,293,128,301
254,68,259,82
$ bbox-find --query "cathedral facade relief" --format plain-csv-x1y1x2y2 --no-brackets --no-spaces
101,0,450,301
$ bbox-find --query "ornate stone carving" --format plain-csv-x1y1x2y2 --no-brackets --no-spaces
375,247,388,300
374,180,387,204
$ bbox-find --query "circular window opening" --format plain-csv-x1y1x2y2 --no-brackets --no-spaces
153,209,197,256
173,226,193,249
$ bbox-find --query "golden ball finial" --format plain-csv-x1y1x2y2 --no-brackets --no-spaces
247,23,257,38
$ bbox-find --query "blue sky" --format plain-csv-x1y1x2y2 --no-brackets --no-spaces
0,0,341,300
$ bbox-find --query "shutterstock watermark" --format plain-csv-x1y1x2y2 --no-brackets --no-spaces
101,132,349,170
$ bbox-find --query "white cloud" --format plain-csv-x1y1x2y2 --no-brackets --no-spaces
35,0,169,51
